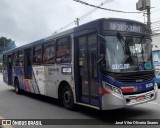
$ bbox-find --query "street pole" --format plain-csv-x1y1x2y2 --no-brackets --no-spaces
3,38,6,51
75,18,79,26
136,0,151,32
147,6,151,33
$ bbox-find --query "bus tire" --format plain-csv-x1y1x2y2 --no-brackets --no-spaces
14,78,21,94
61,85,74,110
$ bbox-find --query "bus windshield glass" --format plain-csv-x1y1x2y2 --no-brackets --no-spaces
103,35,153,72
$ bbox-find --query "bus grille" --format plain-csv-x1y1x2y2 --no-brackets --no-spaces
117,72,155,84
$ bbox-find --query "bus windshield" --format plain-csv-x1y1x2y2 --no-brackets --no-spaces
103,35,153,73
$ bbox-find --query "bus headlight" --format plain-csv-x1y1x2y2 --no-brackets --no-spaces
104,83,113,91
113,87,122,95
104,82,123,98
154,83,158,91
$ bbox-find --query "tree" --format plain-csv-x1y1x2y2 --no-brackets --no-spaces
0,54,3,71
0,36,16,54
0,37,16,71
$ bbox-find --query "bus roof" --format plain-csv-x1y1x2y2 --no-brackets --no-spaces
3,18,147,55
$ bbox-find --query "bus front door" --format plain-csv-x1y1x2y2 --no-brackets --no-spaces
76,34,99,106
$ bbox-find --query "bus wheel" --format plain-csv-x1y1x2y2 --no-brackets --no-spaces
14,79,21,94
61,86,74,110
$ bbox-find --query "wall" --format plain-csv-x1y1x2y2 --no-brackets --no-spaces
152,33,160,50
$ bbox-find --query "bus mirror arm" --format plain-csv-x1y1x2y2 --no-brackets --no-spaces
116,32,131,55
97,34,106,64
97,34,106,42
97,54,105,64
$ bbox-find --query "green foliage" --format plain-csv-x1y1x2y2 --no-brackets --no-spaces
0,54,2,71
0,64,2,71
0,54,2,63
0,36,16,53
0,37,16,70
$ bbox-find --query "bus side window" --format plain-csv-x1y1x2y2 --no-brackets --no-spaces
13,51,24,66
56,36,71,63
33,45,42,64
3,55,7,67
43,40,55,64
18,51,24,66
13,52,19,66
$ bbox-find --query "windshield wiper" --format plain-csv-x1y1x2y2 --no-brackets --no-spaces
116,32,125,48
116,32,131,55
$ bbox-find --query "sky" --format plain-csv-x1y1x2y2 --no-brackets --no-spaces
0,0,160,46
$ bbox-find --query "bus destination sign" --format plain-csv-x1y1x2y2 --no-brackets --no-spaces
109,22,141,33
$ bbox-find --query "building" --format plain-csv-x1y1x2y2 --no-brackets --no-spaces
152,33,160,70
152,33,160,50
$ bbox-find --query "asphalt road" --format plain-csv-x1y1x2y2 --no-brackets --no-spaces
0,74,160,128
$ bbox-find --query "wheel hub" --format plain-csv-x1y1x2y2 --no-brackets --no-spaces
64,91,70,103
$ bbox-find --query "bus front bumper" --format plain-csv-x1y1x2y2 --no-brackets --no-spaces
101,83,158,110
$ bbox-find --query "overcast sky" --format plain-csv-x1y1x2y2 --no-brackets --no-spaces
0,0,160,46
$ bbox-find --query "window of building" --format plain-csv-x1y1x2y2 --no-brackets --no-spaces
56,36,71,63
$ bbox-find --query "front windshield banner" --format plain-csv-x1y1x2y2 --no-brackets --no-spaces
103,35,153,73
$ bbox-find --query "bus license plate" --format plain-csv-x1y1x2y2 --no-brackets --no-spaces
136,95,145,101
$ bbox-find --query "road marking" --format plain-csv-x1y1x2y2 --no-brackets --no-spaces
0,116,13,128
149,102,160,106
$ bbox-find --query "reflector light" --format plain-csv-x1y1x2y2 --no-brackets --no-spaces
121,86,135,93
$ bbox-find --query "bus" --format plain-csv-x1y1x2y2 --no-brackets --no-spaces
3,18,158,110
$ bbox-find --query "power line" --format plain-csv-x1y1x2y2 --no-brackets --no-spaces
54,0,112,33
134,8,160,23
152,25,160,33
73,0,142,14
152,26,160,29
152,29,160,32
152,20,160,24
152,24,160,29
151,8,160,14
79,0,113,21
152,22,160,28
54,22,75,34
152,16,160,21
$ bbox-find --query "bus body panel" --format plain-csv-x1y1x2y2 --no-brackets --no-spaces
13,66,25,90
32,66,45,95
24,67,40,94
101,74,155,94
99,73,157,110
10,64,75,100
101,89,157,110
31,64,74,98
3,67,9,85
